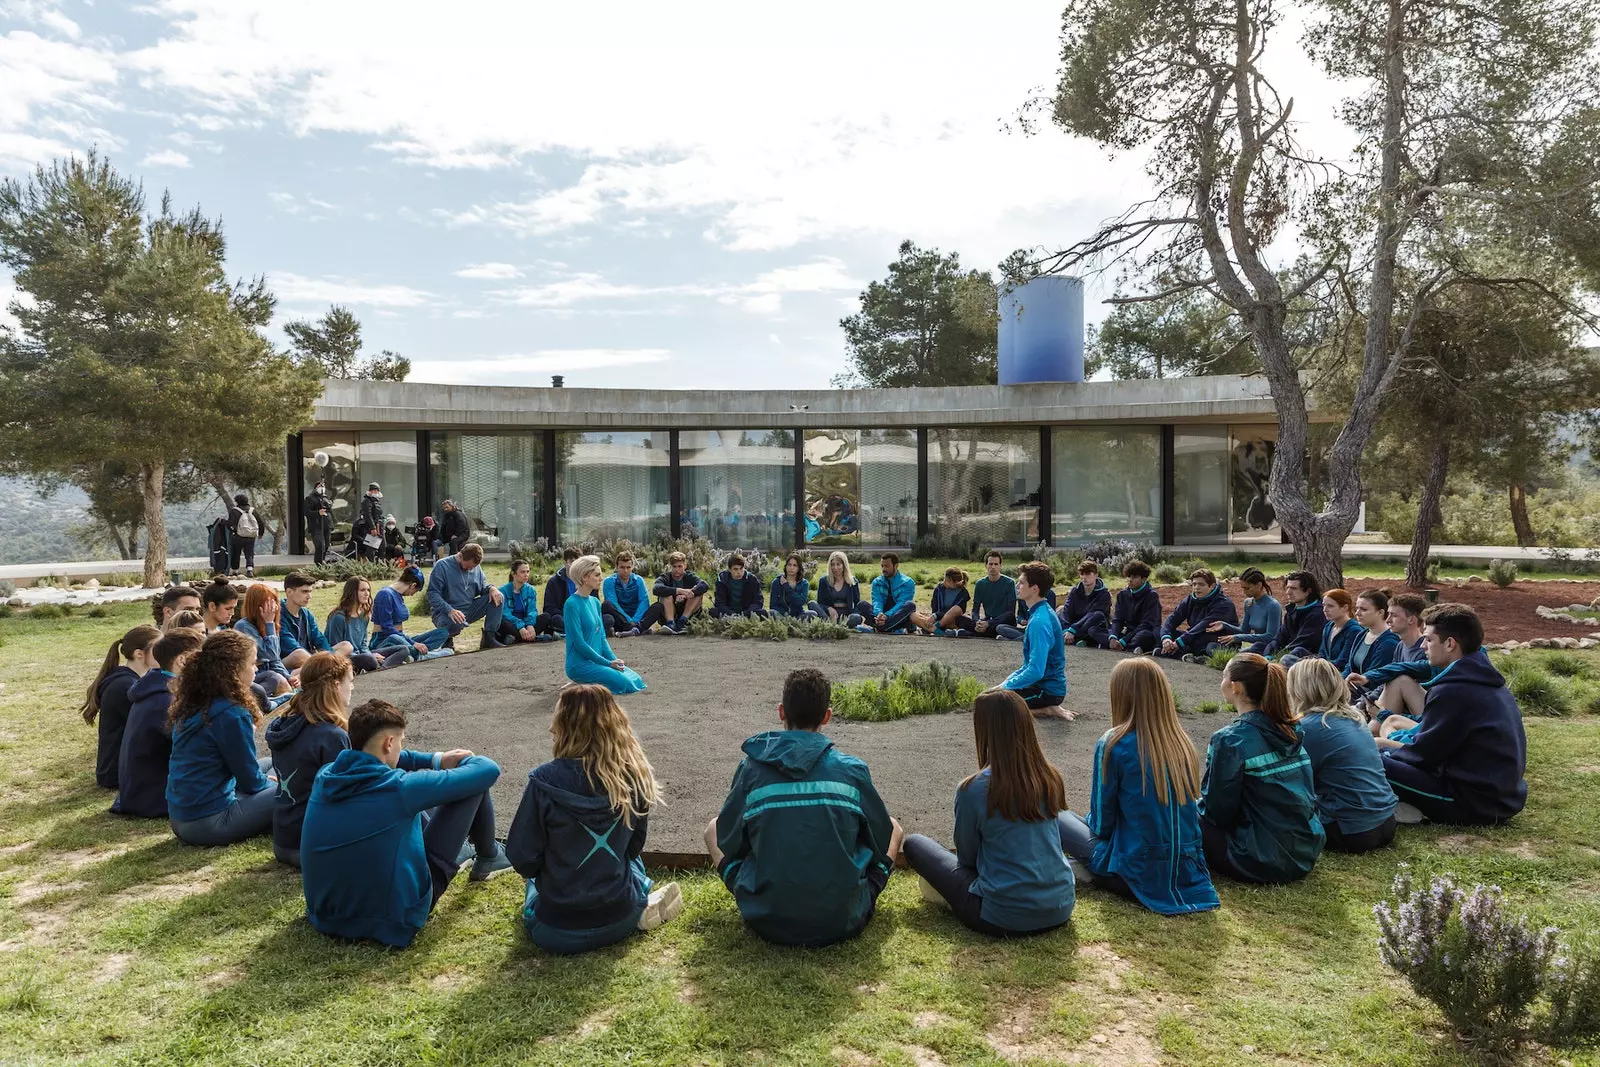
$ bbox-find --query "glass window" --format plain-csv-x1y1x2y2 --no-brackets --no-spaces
429,432,547,552
803,429,918,546
680,430,795,550
358,432,418,533
1230,425,1279,542
926,428,1041,547
301,432,358,541
860,429,919,545
1051,427,1161,545
1173,427,1230,544
556,431,670,546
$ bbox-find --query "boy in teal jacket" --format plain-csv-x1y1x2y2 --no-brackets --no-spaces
707,668,902,947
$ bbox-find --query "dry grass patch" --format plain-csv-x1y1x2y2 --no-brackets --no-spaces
985,944,1163,1066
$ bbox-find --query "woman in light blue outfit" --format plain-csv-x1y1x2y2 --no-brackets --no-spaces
563,556,646,694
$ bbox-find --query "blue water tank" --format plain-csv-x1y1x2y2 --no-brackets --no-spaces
998,275,1085,384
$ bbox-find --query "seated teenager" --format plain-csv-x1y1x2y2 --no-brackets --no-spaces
279,571,355,671
113,629,202,818
564,555,645,694
1159,569,1238,662
1309,589,1365,672
1001,562,1073,721
912,568,970,635
200,577,239,634
604,551,660,635
507,684,683,954
153,585,201,628
266,652,354,868
903,688,1075,936
1344,589,1401,691
1104,561,1161,653
652,550,709,634
84,624,160,791
497,560,554,644
229,584,295,697
165,610,205,634
863,553,917,634
997,577,1057,642
958,551,1016,638
539,547,581,636
1200,654,1325,882
707,668,902,947
1209,568,1281,654
165,630,279,846
1263,571,1325,664
1381,604,1526,826
809,550,868,625
1059,561,1111,648
712,554,768,619
1348,592,1430,728
769,553,816,621
326,577,409,672
373,566,451,660
1059,658,1219,915
1287,658,1397,853
427,542,506,651
300,699,511,948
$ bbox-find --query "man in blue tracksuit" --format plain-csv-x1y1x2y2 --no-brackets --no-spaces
1381,604,1526,826
1159,568,1239,661
603,551,661,634
427,543,505,651
707,668,902,947
1263,571,1325,662
1059,560,1112,647
1208,568,1282,654
299,699,512,947
712,554,768,618
865,553,917,634
1104,561,1162,652
1002,561,1071,719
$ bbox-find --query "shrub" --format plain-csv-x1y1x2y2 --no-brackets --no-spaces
0,580,14,598
1506,663,1576,717
0,603,12,619
1153,563,1186,585
86,606,109,619
1218,564,1240,581
1539,651,1597,680
307,559,398,583
1168,683,1185,713
832,661,982,722
1081,538,1163,566
1489,558,1519,589
911,529,984,561
1206,647,1237,671
630,531,719,579
1194,699,1228,714
27,604,65,619
685,614,852,642
1425,558,1443,585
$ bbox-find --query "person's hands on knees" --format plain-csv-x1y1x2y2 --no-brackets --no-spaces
887,817,905,866
703,817,724,867
439,748,474,769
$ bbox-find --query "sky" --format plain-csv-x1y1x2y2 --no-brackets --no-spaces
0,0,1353,390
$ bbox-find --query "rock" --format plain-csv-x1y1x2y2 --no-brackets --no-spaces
1530,638,1556,649
1090,1035,1108,1045
1467,575,1483,583
85,578,99,589
1571,604,1593,613
1242,1046,1256,1054
1501,641,1522,651
1582,639,1598,650
1556,637,1581,650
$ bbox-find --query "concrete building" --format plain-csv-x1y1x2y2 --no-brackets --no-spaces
290,375,1288,554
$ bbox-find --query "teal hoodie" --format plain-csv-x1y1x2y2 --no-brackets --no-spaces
1199,710,1325,883
716,730,895,947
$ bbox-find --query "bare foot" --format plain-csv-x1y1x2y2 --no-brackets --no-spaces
1033,705,1076,721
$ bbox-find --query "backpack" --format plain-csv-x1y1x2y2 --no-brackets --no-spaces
236,508,260,539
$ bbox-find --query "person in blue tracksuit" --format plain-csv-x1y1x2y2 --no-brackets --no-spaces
810,551,868,624
165,629,279,846
712,554,768,618
564,556,645,694
913,568,971,634
707,667,902,947
865,553,917,634
903,688,1075,936
495,559,551,644
653,551,710,634
300,698,512,948
997,582,1057,641
1311,589,1367,672
1200,653,1325,882
539,548,581,636
1381,604,1526,826
604,551,663,634
428,542,506,651
958,551,1018,638
1104,561,1163,653
279,571,355,671
1344,589,1402,687
84,624,160,791
507,684,684,954
1264,571,1326,664
1059,657,1219,915
769,553,815,620
1059,561,1112,648
1159,569,1239,661
1349,592,1430,724
325,577,410,671
1208,568,1282,654
1286,658,1397,853
266,652,354,868
372,567,451,660
1001,562,1072,720
114,630,203,819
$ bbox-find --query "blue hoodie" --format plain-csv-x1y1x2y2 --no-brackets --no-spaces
870,570,916,615
1161,584,1238,643
1059,579,1111,634
1200,710,1325,883
1016,587,1058,622
1219,594,1283,648
1265,601,1326,658
1110,582,1162,647
1003,600,1067,698
499,580,539,631
94,665,138,789
325,610,374,655
372,585,412,642
814,575,861,615
929,583,970,621
233,618,289,677
1346,628,1402,679
300,749,502,947
166,698,273,823
768,576,811,618
1086,729,1218,916
1318,618,1367,672
954,769,1075,932
265,711,350,855
1382,654,1526,824
114,670,175,818
506,758,649,930
603,573,651,624
714,570,765,614
716,730,895,947
279,600,330,655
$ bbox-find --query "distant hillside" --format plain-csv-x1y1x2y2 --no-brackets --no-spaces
0,477,218,565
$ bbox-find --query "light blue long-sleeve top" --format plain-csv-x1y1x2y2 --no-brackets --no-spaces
563,593,646,694
1002,601,1067,698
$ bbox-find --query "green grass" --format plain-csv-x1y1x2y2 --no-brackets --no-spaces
832,661,982,722
4,596,1600,1064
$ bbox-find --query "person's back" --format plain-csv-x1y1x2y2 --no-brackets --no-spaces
167,696,271,822
1297,711,1397,835
115,668,177,818
955,769,1074,931
1200,710,1324,882
266,709,350,865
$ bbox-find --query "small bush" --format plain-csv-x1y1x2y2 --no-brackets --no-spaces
1506,663,1576,717
0,579,14,598
832,661,982,722
1194,699,1228,714
1206,647,1238,671
1540,651,1597,680
0,603,12,619
86,606,109,619
1153,563,1185,585
684,614,852,642
1217,564,1240,581
307,559,398,582
1425,557,1443,585
1488,558,1519,589
27,604,65,619
1169,683,1185,714
1081,538,1163,566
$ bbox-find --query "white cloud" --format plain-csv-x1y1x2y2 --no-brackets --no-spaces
0,26,119,170
453,261,520,280
491,272,654,309
139,148,190,167
408,348,671,385
269,271,436,308
489,257,859,317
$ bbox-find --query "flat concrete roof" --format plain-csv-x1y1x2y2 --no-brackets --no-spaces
309,375,1281,431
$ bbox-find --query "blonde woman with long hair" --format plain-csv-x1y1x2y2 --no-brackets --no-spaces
1287,658,1398,853
810,550,867,625
563,555,646,693
506,684,681,953
1058,658,1219,915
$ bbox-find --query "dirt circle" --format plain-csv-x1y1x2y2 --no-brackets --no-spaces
353,635,1230,857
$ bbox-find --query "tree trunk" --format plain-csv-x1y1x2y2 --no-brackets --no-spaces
107,523,130,560
1406,438,1450,588
140,461,168,588
1508,483,1535,546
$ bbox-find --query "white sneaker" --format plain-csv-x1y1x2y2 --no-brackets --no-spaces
637,881,684,931
1066,856,1095,887
918,875,946,906
1394,801,1426,825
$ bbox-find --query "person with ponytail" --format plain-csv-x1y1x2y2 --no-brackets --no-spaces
165,629,278,846
266,652,355,867
83,625,161,790
113,629,203,819
1287,659,1397,853
1059,658,1219,915
1201,653,1325,882
325,577,410,672
902,688,1075,936
1311,589,1366,672
506,684,683,953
